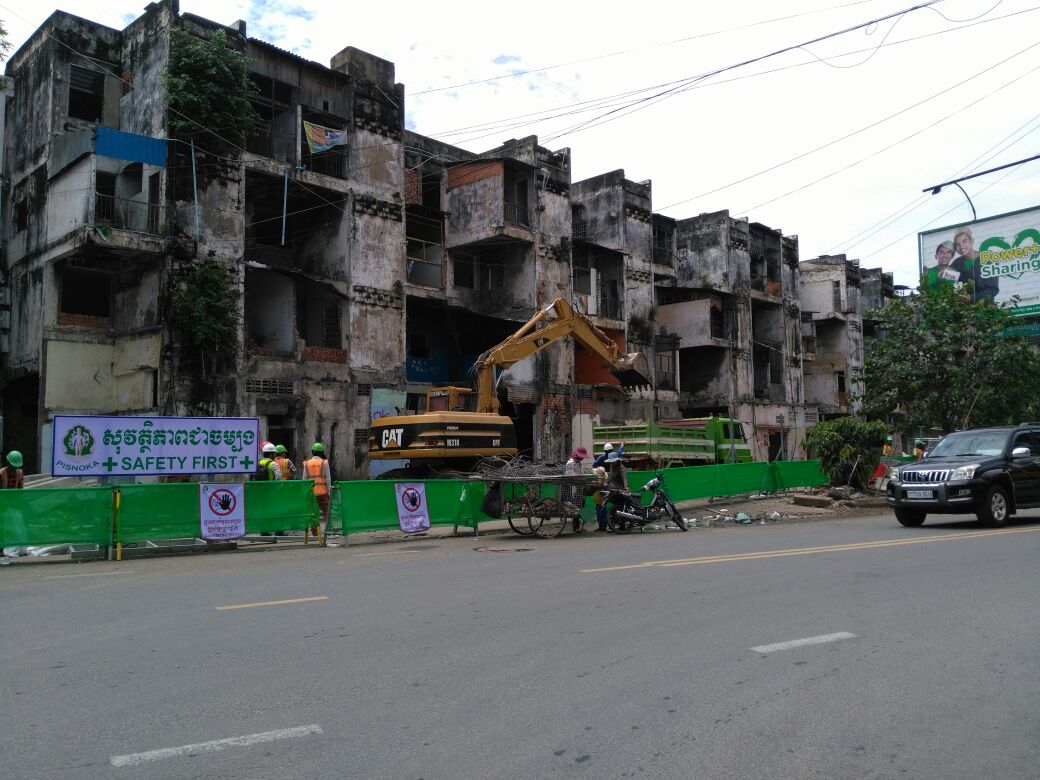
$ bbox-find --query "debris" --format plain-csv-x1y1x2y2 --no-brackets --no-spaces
827,486,853,500
770,511,782,522
736,512,752,524
792,495,834,508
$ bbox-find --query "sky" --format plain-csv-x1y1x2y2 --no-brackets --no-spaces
3,0,1039,288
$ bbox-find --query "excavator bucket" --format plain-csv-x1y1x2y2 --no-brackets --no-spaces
611,352,653,388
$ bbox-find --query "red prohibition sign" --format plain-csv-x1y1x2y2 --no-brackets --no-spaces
208,489,237,516
401,487,422,512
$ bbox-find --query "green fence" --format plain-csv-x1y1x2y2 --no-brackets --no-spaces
331,480,486,534
0,461,827,548
0,481,322,547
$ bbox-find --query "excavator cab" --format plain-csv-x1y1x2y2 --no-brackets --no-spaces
425,386,472,413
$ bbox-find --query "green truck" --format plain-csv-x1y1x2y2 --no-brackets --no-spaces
592,417,753,468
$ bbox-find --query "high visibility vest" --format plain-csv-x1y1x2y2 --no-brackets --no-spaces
274,457,292,479
304,457,328,495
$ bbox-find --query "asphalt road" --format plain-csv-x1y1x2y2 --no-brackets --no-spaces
2,511,1039,779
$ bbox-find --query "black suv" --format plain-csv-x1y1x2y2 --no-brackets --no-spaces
886,424,1040,527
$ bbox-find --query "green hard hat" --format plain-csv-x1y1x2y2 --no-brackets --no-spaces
6,450,22,468
311,442,325,453
275,444,287,454
915,439,925,446
885,436,893,443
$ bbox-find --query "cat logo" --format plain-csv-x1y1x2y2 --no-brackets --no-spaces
381,428,405,449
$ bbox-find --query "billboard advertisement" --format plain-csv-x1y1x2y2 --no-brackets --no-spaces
918,205,1040,315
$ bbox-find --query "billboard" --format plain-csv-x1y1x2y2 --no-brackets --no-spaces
918,205,1040,315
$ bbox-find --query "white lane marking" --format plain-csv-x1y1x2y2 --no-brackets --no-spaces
352,550,422,557
751,631,857,654
44,570,134,579
110,724,322,767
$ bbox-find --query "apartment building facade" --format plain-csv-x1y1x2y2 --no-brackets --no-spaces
0,1,661,476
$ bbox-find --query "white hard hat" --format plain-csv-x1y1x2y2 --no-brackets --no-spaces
603,442,614,452
262,443,277,454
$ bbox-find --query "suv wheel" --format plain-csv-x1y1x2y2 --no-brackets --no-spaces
977,484,1010,527
895,508,926,527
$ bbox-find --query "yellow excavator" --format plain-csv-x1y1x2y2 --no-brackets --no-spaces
369,298,651,466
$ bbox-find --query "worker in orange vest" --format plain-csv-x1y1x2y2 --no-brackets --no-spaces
303,442,332,542
273,444,297,479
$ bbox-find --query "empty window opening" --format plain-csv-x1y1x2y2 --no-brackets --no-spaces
453,253,474,289
504,171,530,225
69,65,106,122
406,212,444,287
245,268,296,353
421,173,442,210
832,280,842,310
836,371,847,393
61,267,111,318
656,350,675,391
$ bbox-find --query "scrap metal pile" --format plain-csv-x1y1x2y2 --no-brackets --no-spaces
464,455,600,485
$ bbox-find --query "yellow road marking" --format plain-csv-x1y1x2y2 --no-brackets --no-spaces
215,596,329,611
581,526,1040,573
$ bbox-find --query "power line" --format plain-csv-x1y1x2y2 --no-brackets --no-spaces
732,53,1040,215
410,0,877,95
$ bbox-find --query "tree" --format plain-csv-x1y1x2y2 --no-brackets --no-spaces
169,260,241,376
0,19,13,62
164,27,260,148
804,416,889,488
861,282,1040,434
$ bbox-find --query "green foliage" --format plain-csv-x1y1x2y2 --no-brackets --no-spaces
0,19,12,62
170,261,240,375
861,283,1040,434
165,27,261,147
805,417,889,487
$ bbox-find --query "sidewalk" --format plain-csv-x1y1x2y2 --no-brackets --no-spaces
333,490,887,547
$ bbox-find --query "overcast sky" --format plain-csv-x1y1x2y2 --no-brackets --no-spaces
4,0,1038,287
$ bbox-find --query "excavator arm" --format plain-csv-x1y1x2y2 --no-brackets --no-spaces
473,298,652,413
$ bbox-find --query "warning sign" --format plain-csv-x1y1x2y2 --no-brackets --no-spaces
199,483,246,540
394,482,431,534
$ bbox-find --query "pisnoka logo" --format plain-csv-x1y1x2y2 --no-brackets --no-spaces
62,425,96,457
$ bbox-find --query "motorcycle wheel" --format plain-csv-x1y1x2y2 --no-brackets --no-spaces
666,501,688,531
608,507,633,534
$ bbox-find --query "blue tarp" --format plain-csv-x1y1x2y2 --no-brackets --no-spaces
95,127,167,167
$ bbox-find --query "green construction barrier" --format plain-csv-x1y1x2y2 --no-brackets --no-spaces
772,460,828,490
333,479,486,534
244,480,321,534
0,487,112,547
625,460,825,503
116,481,321,542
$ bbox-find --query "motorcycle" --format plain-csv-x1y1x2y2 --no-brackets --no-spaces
604,475,688,533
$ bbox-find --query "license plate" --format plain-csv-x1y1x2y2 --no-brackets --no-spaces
906,490,933,499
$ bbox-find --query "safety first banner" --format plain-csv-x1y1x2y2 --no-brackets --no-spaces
51,416,260,477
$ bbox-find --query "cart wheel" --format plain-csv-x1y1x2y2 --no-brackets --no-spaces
507,506,536,536
531,498,566,538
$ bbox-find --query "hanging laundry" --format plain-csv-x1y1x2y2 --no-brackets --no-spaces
303,121,348,153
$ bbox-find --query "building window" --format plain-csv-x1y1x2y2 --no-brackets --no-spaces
69,65,106,122
656,351,675,391
454,253,474,289
61,267,111,318
832,280,842,310
836,371,847,393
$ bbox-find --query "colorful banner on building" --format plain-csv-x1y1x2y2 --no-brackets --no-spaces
51,416,260,477
919,206,1040,314
303,121,347,153
394,482,431,534
199,483,246,540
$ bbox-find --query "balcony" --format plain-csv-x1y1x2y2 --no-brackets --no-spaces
597,297,623,321
95,193,160,234
406,237,444,288
504,201,532,227
303,149,348,179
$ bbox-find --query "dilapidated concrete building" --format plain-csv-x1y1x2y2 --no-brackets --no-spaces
798,255,894,419
1,1,660,476
654,210,805,461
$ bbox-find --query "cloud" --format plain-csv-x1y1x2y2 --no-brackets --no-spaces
492,54,522,65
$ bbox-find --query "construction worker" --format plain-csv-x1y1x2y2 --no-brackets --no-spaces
274,444,297,479
913,439,927,460
303,442,332,540
883,436,895,457
0,451,25,565
0,451,24,489
257,443,283,480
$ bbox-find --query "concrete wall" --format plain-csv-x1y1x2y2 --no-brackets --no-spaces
44,331,160,412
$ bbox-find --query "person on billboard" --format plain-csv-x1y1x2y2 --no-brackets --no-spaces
925,241,961,289
953,227,999,303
